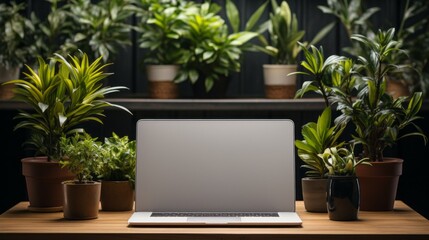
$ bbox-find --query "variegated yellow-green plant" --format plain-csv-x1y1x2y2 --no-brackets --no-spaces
3,52,130,161
319,146,370,176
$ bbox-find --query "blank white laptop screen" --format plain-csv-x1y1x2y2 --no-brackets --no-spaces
128,119,302,226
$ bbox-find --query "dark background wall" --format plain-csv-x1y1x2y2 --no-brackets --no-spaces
2,0,429,220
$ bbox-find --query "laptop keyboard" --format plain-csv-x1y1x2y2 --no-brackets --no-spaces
151,212,279,217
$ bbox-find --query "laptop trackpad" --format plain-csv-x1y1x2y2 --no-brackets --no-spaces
187,217,241,223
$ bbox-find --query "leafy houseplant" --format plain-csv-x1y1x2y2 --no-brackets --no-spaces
99,133,136,211
34,0,76,60
319,0,429,97
0,1,37,99
295,28,427,211
176,1,258,96
295,107,345,212
3,52,130,212
262,0,334,99
137,0,196,98
67,0,136,63
60,133,102,220
320,146,369,221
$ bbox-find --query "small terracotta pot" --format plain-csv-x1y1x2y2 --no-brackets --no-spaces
63,181,101,220
101,181,134,211
301,178,328,213
21,157,75,212
356,158,403,211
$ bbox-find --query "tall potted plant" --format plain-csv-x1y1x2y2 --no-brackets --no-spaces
99,133,136,211
295,28,427,211
3,52,130,212
137,0,195,99
0,1,37,99
60,133,102,220
295,107,345,212
261,0,334,99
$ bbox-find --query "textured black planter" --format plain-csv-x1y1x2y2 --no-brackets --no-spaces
327,176,359,221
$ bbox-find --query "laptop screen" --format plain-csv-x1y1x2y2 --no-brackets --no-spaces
135,120,296,213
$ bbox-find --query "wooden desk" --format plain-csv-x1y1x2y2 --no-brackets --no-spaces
1,201,428,240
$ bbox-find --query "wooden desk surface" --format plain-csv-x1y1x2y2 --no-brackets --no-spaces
1,201,429,240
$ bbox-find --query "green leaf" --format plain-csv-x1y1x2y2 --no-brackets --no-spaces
226,0,240,33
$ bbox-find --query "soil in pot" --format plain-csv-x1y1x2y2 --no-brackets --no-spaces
63,181,101,220
21,157,75,212
101,181,134,211
301,178,328,213
356,158,403,211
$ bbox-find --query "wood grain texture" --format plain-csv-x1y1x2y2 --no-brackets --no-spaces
1,201,429,240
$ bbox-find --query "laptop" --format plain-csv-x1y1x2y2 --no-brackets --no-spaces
128,119,302,226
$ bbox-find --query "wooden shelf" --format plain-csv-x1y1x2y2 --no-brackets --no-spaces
2,98,428,112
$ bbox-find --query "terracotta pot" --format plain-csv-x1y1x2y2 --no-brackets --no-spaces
386,78,409,99
101,181,134,211
21,157,75,212
301,178,328,213
147,65,179,99
356,158,403,211
327,176,359,221
63,181,101,220
263,64,297,99
0,65,19,100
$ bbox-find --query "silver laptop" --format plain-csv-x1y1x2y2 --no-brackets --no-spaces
128,119,302,226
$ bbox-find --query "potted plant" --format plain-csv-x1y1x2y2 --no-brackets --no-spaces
34,0,76,60
137,0,195,99
319,0,429,98
175,1,259,98
319,146,369,221
0,1,37,99
2,52,130,212
99,133,136,211
67,0,136,63
261,0,334,99
60,133,102,220
296,28,427,211
295,107,345,212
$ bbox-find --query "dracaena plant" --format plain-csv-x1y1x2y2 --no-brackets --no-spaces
331,28,427,162
261,0,334,65
3,52,130,161
295,107,345,178
292,43,345,106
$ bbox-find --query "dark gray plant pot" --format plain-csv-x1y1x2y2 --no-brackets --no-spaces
301,177,328,213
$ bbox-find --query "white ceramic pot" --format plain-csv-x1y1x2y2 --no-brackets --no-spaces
263,64,297,99
146,65,179,99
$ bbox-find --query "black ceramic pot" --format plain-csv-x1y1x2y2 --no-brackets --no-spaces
327,176,359,221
